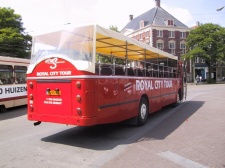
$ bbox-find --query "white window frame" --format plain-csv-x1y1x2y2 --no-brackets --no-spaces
156,41,164,50
139,20,144,29
201,58,205,63
157,30,163,37
169,41,176,55
180,32,186,38
146,31,149,38
180,42,186,54
195,57,199,63
169,31,175,38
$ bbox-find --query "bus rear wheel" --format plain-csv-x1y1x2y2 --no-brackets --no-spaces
137,97,149,126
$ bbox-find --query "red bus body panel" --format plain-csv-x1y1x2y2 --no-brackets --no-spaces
27,58,180,126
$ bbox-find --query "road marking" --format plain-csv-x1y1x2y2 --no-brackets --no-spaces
158,151,209,168
85,105,187,168
201,96,225,100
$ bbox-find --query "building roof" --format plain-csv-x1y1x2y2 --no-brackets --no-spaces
121,6,188,32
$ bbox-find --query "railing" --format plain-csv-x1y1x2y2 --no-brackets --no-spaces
95,53,178,78
95,63,178,78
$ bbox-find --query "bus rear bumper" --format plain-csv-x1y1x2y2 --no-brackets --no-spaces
28,114,97,126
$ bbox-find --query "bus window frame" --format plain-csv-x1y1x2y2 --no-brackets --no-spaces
14,65,27,84
0,64,13,85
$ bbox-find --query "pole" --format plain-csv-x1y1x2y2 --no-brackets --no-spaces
192,58,195,83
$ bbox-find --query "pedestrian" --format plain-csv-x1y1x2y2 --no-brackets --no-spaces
196,75,200,85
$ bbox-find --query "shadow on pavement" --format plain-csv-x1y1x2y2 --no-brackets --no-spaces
138,100,205,141
0,105,27,121
42,123,138,150
41,101,204,150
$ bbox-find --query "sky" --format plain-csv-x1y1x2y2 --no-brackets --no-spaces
1,0,225,35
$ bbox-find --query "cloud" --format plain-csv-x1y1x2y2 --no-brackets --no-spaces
162,4,194,27
94,0,155,30
0,0,195,34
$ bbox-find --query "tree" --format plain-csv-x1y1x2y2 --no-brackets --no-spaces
0,7,32,58
183,23,225,82
109,25,119,32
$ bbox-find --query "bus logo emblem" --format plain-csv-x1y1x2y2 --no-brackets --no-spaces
45,58,65,69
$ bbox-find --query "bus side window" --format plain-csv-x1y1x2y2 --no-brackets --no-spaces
100,67,113,75
0,64,13,84
14,66,27,84
127,68,135,76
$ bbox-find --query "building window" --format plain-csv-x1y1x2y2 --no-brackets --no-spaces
169,41,175,55
165,20,174,26
157,40,164,50
180,32,186,38
139,20,144,29
180,43,186,54
157,30,163,37
169,31,175,38
195,57,199,63
168,20,174,26
146,31,149,38
201,58,205,63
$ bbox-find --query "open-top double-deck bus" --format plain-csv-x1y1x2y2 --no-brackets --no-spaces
27,24,186,126
0,56,29,112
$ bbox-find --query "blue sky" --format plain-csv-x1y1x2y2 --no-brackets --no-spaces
0,0,225,35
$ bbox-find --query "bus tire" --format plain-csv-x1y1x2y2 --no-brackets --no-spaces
137,97,149,126
0,105,7,113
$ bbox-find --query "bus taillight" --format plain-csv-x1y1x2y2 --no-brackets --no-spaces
29,94,33,100
29,82,33,88
76,81,81,88
29,94,33,103
30,105,34,112
29,94,34,111
76,108,82,115
76,95,81,102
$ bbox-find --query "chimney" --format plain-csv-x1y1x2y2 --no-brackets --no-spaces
196,21,200,26
155,0,160,7
129,15,133,21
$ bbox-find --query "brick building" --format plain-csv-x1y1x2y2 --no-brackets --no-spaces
121,0,192,81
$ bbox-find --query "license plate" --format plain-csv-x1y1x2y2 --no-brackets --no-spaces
47,90,61,96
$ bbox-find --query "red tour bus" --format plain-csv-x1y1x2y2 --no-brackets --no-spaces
27,25,186,126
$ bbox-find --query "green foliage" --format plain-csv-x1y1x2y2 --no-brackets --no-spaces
109,25,119,32
0,7,32,58
183,23,225,81
96,53,125,65
185,23,225,62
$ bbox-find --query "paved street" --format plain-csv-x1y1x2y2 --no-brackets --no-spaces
103,84,225,168
0,84,225,168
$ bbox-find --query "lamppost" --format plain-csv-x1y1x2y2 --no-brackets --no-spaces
192,58,196,83
217,6,224,11
217,6,225,81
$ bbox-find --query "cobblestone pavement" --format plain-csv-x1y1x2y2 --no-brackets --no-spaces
103,84,225,168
